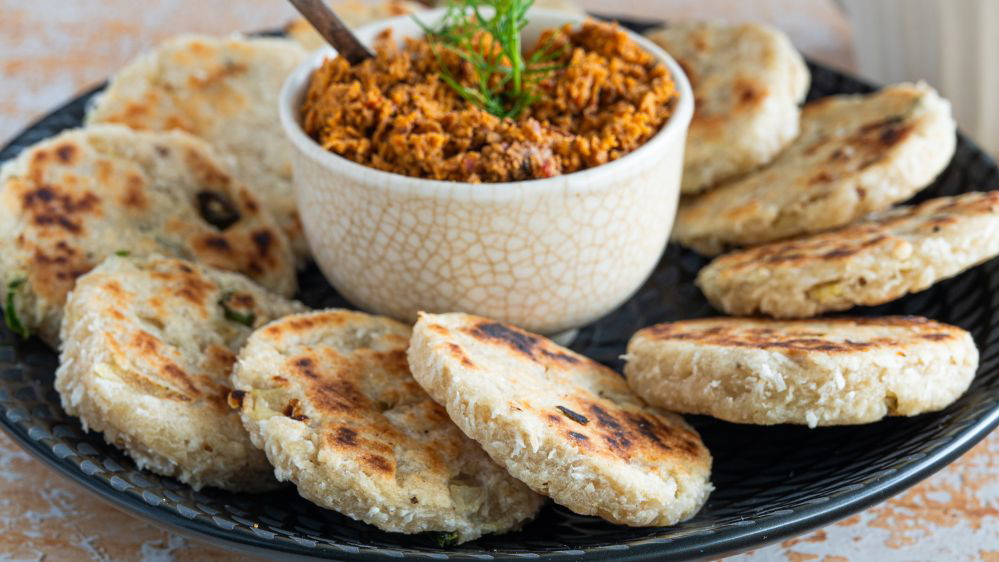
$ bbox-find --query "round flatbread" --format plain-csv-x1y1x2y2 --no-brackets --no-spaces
408,312,713,527
673,82,956,255
231,309,543,543
625,316,978,427
697,191,999,318
86,34,310,258
56,255,304,491
0,125,296,346
646,21,809,194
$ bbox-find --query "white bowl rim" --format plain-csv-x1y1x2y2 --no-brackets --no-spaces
279,7,694,196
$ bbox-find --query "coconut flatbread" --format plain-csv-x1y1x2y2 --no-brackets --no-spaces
625,316,978,427
697,191,999,318
0,125,296,346
673,82,956,255
231,309,543,543
646,21,809,194
56,255,304,491
86,34,310,258
408,312,713,527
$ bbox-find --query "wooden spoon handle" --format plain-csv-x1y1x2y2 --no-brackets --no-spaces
288,0,374,64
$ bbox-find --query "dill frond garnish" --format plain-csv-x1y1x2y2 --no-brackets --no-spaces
416,0,567,119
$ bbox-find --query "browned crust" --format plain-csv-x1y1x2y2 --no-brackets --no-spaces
708,192,999,272
4,130,294,314
251,311,467,484
84,258,294,404
444,316,709,465
636,316,966,353
465,321,585,367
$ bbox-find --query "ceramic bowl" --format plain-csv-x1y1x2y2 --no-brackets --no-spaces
279,8,694,335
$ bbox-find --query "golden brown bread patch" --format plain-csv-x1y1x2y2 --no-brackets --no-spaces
273,322,471,475
713,191,999,269
645,21,809,193
640,316,965,353
0,125,296,345
672,82,956,255
697,191,999,317
55,255,304,491
232,309,543,543
86,35,310,258
625,316,978,427
457,319,703,463
465,321,583,366
408,312,713,527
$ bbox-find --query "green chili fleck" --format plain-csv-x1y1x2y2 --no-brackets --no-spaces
433,531,461,548
5,279,28,339
218,292,256,327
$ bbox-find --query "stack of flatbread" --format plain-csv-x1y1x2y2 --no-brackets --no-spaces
625,21,986,429
86,34,311,259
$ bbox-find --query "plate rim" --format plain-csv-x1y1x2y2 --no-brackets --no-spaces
4,404,998,561
2,53,999,562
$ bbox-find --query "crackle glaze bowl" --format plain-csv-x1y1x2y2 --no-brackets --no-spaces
279,8,694,335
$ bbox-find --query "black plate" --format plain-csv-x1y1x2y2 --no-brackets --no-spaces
3,21,999,561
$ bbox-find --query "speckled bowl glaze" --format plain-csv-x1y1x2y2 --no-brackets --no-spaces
280,8,694,335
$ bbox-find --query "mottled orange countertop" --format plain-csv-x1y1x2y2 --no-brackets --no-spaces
1,0,996,560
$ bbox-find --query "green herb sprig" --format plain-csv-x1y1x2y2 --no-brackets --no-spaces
417,0,566,119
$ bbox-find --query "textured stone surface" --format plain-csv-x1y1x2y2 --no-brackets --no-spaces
8,1,996,561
